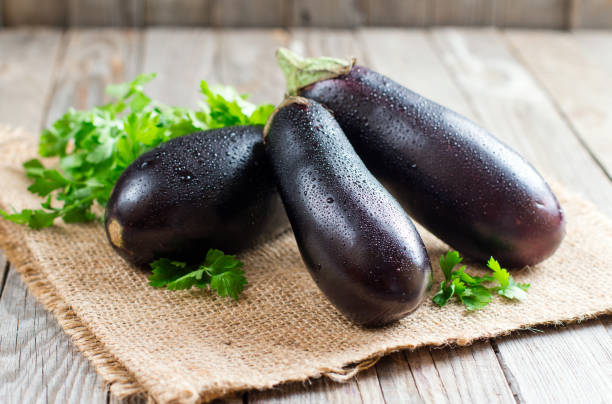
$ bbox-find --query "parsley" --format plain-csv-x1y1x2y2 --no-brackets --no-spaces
1,74,274,229
433,251,530,311
149,249,247,300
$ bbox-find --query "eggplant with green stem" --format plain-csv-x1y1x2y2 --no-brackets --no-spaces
276,48,566,268
264,97,432,327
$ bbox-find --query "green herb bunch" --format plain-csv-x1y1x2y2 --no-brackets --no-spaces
0,74,274,229
433,251,530,311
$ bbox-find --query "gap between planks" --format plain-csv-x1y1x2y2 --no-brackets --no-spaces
0,26,608,404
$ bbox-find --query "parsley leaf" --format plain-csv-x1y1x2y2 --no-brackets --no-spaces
3,74,275,229
148,249,247,300
487,257,530,300
433,251,529,311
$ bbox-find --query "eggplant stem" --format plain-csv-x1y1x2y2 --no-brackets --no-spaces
276,47,354,96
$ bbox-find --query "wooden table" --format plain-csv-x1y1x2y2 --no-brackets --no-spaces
0,27,611,404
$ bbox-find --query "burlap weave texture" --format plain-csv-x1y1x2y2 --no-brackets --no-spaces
1,126,611,403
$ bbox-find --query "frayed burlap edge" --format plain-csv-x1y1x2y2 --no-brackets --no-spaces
0,219,146,401
2,209,611,404
1,122,611,402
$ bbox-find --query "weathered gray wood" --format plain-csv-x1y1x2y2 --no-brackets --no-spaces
217,29,289,104
575,31,612,79
505,30,612,178
492,322,612,403
431,27,612,403
0,29,63,134
144,0,210,26
359,28,515,404
432,0,495,26
44,29,143,126
67,0,144,27
496,0,568,29
141,28,220,108
0,269,108,404
211,0,287,27
362,0,429,27
0,29,143,404
3,0,67,26
431,28,612,215
570,0,612,29
249,374,366,403
290,0,363,27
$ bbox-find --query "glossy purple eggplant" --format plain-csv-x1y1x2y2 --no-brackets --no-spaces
105,126,288,267
290,57,565,268
265,97,432,327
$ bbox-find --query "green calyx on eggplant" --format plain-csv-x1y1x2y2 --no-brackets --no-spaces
105,126,288,267
276,48,566,268
264,96,432,327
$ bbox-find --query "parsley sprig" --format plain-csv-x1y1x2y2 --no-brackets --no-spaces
148,249,247,300
433,251,530,311
1,74,274,229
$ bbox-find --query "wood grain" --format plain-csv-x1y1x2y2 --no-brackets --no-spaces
217,29,289,104
3,0,67,26
67,0,144,27
144,0,211,26
575,30,612,76
141,28,220,108
0,268,108,404
431,28,612,215
0,29,63,133
431,27,612,404
359,29,515,404
496,0,568,29
362,0,429,27
505,30,612,178
0,28,143,404
44,29,142,127
211,0,287,28
290,0,363,28
570,0,612,28
432,0,495,26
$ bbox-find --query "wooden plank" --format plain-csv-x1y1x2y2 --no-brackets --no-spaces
290,0,363,28
505,30,612,178
0,269,108,403
141,28,220,109
3,0,67,26
432,0,496,26
491,322,612,403
0,29,143,404
210,0,287,28
144,0,210,26
358,28,515,404
575,31,612,79
217,29,289,104
362,0,429,27
67,0,144,27
431,27,612,403
44,29,143,126
570,0,612,29
431,28,612,215
249,375,364,403
496,0,568,29
0,28,63,134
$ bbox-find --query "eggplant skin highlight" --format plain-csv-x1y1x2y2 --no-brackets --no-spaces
265,97,432,327
105,125,288,267
300,65,566,268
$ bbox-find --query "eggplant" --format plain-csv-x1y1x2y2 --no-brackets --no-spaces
276,49,565,268
265,97,432,327
105,126,288,267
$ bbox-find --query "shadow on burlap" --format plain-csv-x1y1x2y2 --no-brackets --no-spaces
0,126,611,403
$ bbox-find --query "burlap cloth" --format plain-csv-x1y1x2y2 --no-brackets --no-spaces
1,125,611,403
